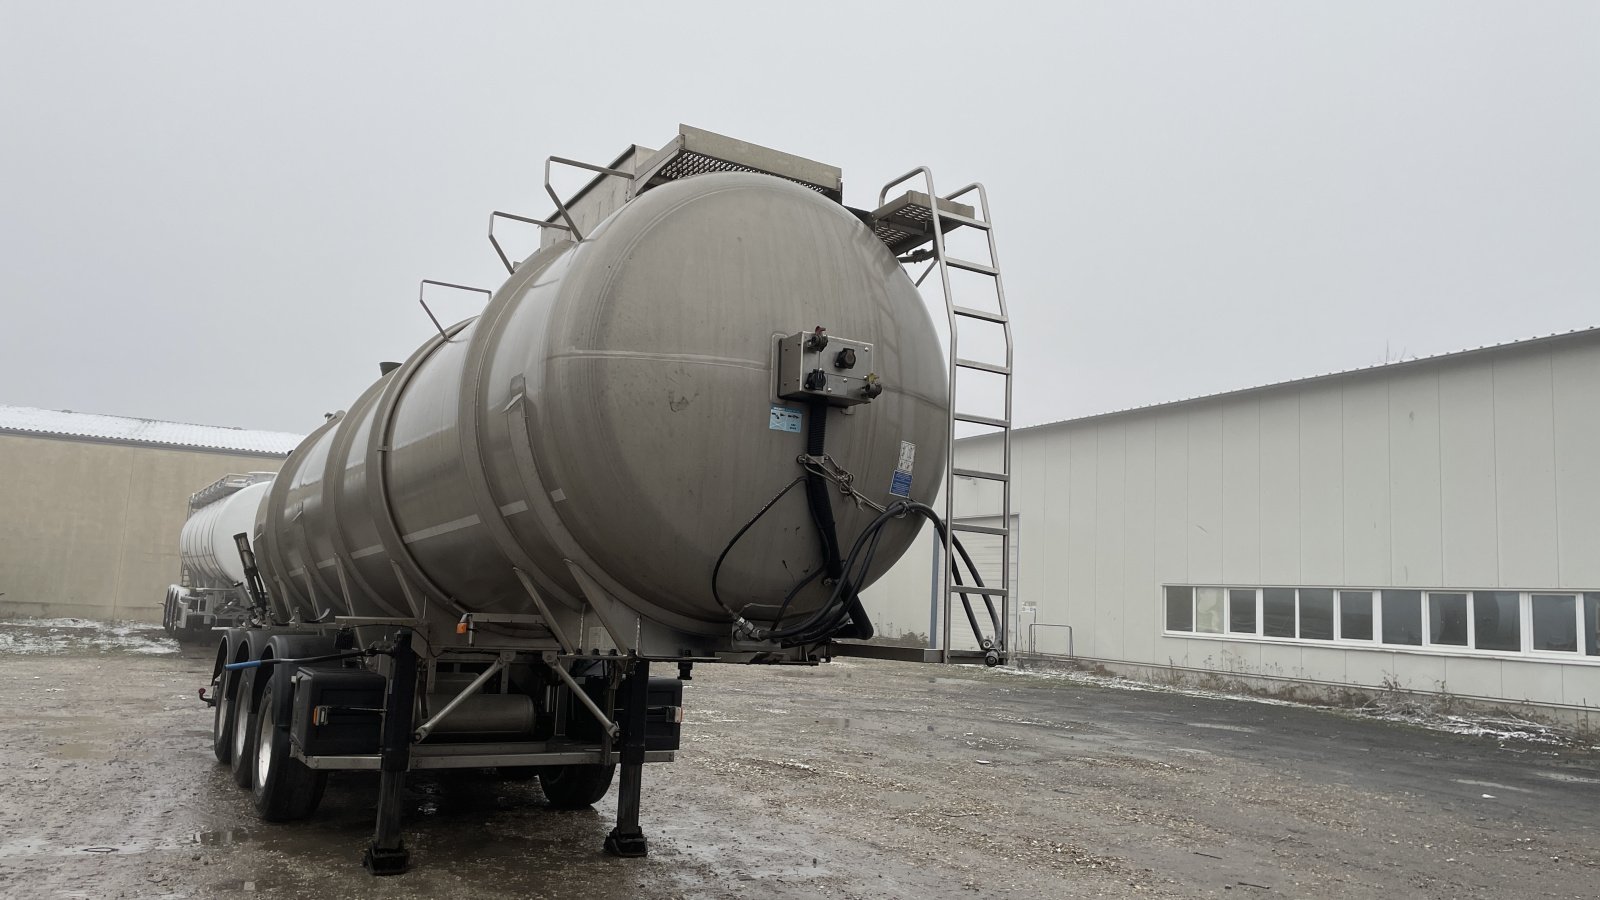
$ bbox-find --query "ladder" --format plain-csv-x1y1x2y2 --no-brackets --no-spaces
871,170,1014,665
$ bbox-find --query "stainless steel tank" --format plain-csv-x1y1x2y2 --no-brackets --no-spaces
180,480,273,586
255,172,948,636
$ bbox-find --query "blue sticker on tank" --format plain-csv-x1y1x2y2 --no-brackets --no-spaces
769,405,803,433
889,469,913,498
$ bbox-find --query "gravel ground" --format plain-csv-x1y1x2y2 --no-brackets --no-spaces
0,620,1597,899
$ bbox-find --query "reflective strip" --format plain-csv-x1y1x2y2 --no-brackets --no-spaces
499,500,528,517
401,514,482,545
316,558,337,570
351,545,385,560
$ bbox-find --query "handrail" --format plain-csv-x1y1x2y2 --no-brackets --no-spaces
544,156,634,242
488,210,569,274
417,280,491,343
1027,623,1073,658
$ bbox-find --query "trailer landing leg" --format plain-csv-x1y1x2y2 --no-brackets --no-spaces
603,658,649,858
364,630,417,876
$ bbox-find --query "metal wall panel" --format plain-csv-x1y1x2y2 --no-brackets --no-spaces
1342,379,1392,586
1438,364,1500,586
1154,415,1189,586
1093,424,1127,661
1120,419,1160,662
1066,430,1104,657
1299,387,1344,585
1221,400,1262,585
1388,371,1444,586
1186,407,1225,584
1552,343,1600,587
1492,354,1559,588
1258,393,1301,585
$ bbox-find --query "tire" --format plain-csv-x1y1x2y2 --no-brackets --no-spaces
212,668,236,763
538,764,616,809
251,679,327,821
229,668,258,788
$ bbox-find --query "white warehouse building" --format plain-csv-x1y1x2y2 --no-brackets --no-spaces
872,327,1600,727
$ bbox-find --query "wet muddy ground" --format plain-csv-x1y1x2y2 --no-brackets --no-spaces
1,621,1598,899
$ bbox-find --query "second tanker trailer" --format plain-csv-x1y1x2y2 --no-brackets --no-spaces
198,125,1012,874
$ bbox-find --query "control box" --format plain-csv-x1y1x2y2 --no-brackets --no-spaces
776,328,881,407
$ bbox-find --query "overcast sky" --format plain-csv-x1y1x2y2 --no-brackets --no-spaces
1,2,1595,435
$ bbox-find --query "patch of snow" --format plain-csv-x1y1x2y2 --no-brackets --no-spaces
990,665,1312,708
0,619,177,656
994,662,1584,748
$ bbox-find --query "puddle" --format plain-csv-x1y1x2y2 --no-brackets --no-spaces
194,828,254,847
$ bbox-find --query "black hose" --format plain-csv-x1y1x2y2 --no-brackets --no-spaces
952,536,1003,637
710,475,808,619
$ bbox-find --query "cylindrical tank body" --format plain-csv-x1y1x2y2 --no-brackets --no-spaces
180,481,273,587
256,173,948,634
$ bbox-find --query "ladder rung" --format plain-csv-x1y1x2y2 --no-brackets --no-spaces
934,211,991,230
956,358,1010,375
954,412,1010,428
950,584,1009,597
952,468,1009,482
944,256,998,276
952,306,1007,324
951,522,1008,536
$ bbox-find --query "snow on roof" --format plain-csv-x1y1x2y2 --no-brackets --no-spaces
0,405,303,456
1017,325,1600,434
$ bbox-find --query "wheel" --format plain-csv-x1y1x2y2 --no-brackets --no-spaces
229,668,258,788
251,678,327,821
538,764,616,809
212,669,236,763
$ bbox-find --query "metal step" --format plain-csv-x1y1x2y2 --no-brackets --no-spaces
951,521,1009,536
949,584,1010,597
954,412,1010,428
953,305,1007,324
952,468,1009,482
956,358,1010,375
944,257,998,276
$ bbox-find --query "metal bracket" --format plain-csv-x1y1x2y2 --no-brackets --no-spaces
417,280,491,343
514,568,575,654
544,156,634,242
545,651,620,740
413,655,509,742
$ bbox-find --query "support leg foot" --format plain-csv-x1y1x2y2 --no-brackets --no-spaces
604,828,648,858
362,842,410,875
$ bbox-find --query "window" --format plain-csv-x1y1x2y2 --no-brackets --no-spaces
1339,591,1374,641
1587,594,1600,657
1428,593,1469,647
1381,590,1423,646
1532,594,1577,652
1228,589,1257,634
1263,589,1296,638
1194,587,1224,634
1165,586,1193,632
1299,589,1334,640
1161,584,1600,661
1473,591,1520,652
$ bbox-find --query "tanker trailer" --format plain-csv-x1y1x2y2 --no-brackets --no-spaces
164,473,274,639
200,125,1012,875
